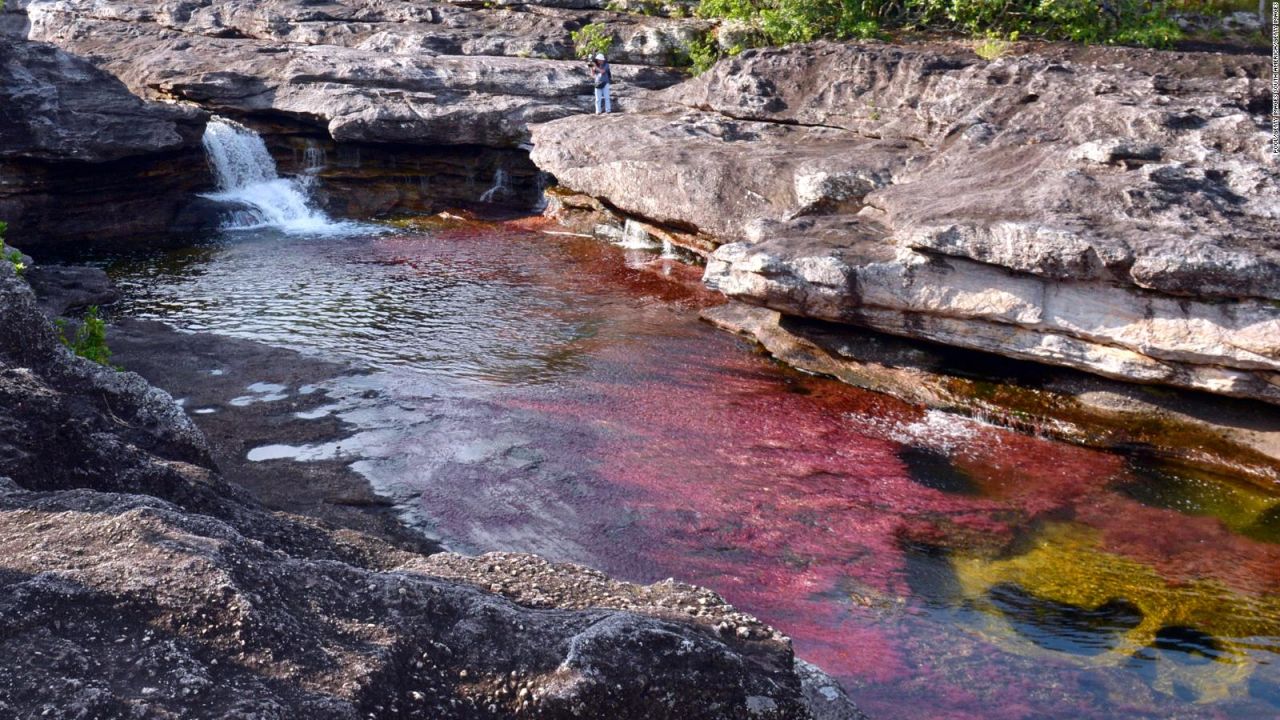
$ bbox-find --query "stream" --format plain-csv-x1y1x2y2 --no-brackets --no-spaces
85,122,1280,719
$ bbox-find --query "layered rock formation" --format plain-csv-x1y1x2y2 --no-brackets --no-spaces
7,0,707,225
0,255,859,718
18,0,697,148
0,36,211,249
531,41,1280,405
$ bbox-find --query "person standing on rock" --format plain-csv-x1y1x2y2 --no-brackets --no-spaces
591,53,612,114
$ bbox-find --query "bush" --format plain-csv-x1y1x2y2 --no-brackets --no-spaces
695,0,1184,48
56,306,116,367
687,35,722,74
0,221,25,277
571,23,614,59
972,34,1012,59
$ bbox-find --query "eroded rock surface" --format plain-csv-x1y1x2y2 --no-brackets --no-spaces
16,0,696,148
0,36,211,249
0,261,858,718
531,41,1280,403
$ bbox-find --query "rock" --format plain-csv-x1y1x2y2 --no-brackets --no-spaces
18,0,697,148
0,36,211,250
24,265,119,317
1222,10,1264,34
795,659,867,720
530,41,1280,403
703,302,1280,485
0,254,857,718
264,133,550,216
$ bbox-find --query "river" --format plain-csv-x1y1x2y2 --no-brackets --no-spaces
84,213,1280,720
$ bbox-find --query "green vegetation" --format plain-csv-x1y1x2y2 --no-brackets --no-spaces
954,522,1274,702
57,306,116,367
972,34,1012,60
0,221,26,277
570,23,614,59
1167,0,1261,10
693,0,1188,49
686,34,722,74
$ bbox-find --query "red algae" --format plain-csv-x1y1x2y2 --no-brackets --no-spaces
378,223,1280,718
108,218,1280,720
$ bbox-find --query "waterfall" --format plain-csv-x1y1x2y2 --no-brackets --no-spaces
479,168,512,203
530,171,554,212
302,141,327,175
660,238,679,259
201,118,348,235
618,219,659,249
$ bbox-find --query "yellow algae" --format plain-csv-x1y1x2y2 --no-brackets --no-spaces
951,522,1280,703
1114,463,1280,542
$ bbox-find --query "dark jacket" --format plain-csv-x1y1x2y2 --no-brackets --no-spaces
592,61,612,88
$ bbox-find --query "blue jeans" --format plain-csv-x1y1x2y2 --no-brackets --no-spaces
594,84,611,114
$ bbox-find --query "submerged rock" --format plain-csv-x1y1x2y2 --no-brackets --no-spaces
0,257,859,718
531,41,1279,404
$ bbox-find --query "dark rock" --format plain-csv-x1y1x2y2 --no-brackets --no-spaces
24,264,119,317
0,36,211,251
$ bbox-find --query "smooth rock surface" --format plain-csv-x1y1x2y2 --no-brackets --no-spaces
0,258,856,718
531,41,1280,403
17,0,696,147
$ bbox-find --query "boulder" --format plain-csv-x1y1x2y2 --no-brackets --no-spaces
531,41,1280,403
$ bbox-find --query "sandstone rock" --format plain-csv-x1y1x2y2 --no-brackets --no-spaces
19,0,697,148
703,302,1280,485
531,41,1280,403
0,39,196,163
0,36,211,250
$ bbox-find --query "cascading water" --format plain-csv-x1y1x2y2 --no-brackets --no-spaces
302,141,327,175
479,168,512,203
618,218,660,249
201,118,349,234
532,171,553,212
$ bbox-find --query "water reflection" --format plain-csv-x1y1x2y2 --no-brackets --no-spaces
109,225,602,383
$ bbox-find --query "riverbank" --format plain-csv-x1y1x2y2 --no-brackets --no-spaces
1,245,863,718
532,38,1280,485
543,189,1280,487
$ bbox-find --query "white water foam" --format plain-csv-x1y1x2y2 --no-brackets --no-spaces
848,408,1000,456
617,219,660,249
201,118,357,235
479,168,512,203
